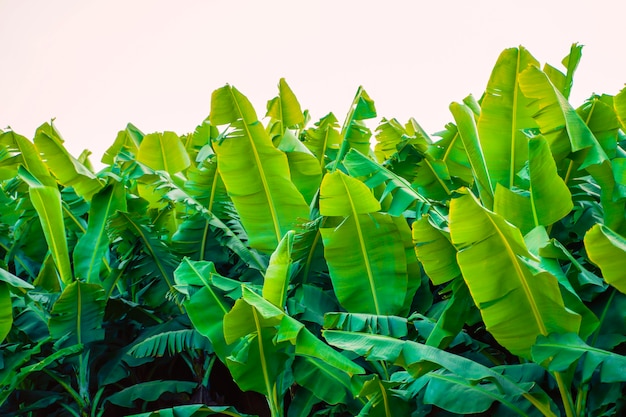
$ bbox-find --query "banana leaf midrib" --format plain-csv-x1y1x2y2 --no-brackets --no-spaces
509,50,522,188
230,88,282,244
252,307,275,406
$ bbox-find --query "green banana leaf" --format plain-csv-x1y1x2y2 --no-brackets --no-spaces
136,131,191,174
48,281,106,347
0,268,34,343
450,191,580,358
494,135,573,234
323,330,556,417
128,329,210,358
102,122,144,164
18,166,73,285
0,131,56,186
430,122,473,185
209,85,309,253
128,404,254,417
357,375,410,417
263,230,295,310
303,112,342,169
291,356,356,407
542,43,582,100
174,258,237,360
319,170,408,315
477,46,539,189
412,215,460,285
33,122,104,200
584,224,626,294
266,78,305,131
276,129,323,205
332,86,377,169
519,65,607,169
73,182,127,283
616,86,626,132
425,278,475,350
450,102,494,209
105,380,197,408
532,332,626,384
342,149,446,224
576,95,619,159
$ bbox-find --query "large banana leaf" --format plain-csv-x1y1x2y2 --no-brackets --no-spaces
48,281,106,347
542,43,583,100
102,123,144,164
450,102,494,209
584,224,626,294
73,182,127,283
0,131,56,186
519,65,607,169
450,191,580,358
174,259,238,360
33,122,104,200
477,46,539,189
412,215,460,285
18,166,73,285
320,170,408,315
209,85,309,253
323,330,556,417
494,135,573,234
615,86,626,132
136,131,191,174
532,332,626,384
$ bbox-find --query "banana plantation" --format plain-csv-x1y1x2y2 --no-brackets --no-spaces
1,44,626,417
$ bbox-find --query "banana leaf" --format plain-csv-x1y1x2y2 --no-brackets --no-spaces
450,190,580,358
323,330,556,417
102,123,144,164
128,404,254,417
577,95,620,159
263,230,295,310
320,170,408,315
450,102,494,209
136,131,191,174
477,46,539,189
73,182,127,283
276,129,323,205
430,123,473,185
0,131,56,186
412,215,460,285
519,65,607,169
332,86,376,169
210,85,309,253
613,86,626,132
584,224,626,294
494,135,573,234
302,112,342,169
542,43,582,100
531,332,626,384
33,122,104,200
18,166,73,285
266,78,305,131
48,281,106,347
105,380,197,408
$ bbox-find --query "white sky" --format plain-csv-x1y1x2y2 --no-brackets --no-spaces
1,1,625,167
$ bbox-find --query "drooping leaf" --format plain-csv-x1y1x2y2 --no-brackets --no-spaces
519,65,607,169
128,404,254,417
450,190,580,358
584,223,626,294
210,85,309,253
0,268,34,343
276,129,323,205
532,332,626,384
33,122,104,200
128,329,210,358
0,131,56,186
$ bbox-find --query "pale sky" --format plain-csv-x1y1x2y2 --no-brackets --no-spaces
1,1,625,167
